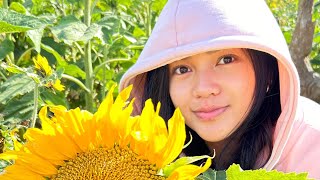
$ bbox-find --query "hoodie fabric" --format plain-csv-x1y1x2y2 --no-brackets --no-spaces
119,0,320,178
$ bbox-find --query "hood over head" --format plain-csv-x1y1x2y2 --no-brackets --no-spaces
120,0,300,169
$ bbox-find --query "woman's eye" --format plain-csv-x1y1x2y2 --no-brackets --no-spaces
218,55,235,65
174,66,190,75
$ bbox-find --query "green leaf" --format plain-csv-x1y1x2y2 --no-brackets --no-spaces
40,88,68,107
133,26,146,37
0,39,14,60
0,74,35,104
118,0,133,7
27,27,45,52
0,63,40,83
0,21,31,33
310,55,320,65
152,0,167,13
95,68,115,81
0,92,34,126
41,43,67,66
0,8,49,33
60,64,86,80
314,33,320,44
50,15,87,45
97,15,121,44
9,2,27,14
226,164,310,180
196,168,226,180
1,62,27,74
78,23,102,43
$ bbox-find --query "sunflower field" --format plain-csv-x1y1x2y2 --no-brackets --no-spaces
0,0,319,179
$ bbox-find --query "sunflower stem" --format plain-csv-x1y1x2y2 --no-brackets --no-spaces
101,45,109,100
61,73,90,93
3,0,9,8
145,2,152,37
30,83,39,128
84,0,94,112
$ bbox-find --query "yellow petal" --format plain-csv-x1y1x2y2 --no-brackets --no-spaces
0,151,57,176
23,128,77,165
151,103,169,152
33,54,52,76
55,108,93,152
1,164,46,180
157,108,186,168
52,79,65,91
129,99,155,157
93,86,116,148
167,158,212,180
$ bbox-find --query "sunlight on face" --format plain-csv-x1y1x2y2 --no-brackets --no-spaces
169,48,255,142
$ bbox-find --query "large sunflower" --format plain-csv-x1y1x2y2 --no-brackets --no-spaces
0,85,211,179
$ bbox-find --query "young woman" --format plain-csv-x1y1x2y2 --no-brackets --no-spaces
119,0,320,178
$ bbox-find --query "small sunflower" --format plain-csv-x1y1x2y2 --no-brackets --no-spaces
0,85,210,179
45,79,65,92
33,54,52,77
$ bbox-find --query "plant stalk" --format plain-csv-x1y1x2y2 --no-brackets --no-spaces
84,0,94,112
3,0,8,8
30,83,39,128
61,74,90,93
101,46,109,100
145,1,153,37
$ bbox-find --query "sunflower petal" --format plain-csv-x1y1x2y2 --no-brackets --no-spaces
33,54,52,76
167,158,212,180
93,86,116,148
163,155,212,177
0,151,57,176
23,128,78,165
0,85,208,179
1,164,46,180
157,108,186,167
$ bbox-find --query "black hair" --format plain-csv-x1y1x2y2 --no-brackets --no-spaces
141,49,281,170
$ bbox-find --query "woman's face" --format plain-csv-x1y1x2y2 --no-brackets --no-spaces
169,48,255,142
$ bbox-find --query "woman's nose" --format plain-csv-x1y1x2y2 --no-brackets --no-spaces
192,70,221,98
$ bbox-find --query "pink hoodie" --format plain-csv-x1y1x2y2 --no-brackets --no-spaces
119,0,320,178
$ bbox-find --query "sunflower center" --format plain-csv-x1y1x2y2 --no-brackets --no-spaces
51,145,166,180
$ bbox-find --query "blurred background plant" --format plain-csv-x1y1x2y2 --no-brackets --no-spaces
0,0,319,174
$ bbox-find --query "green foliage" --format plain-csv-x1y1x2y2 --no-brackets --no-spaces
0,0,318,177
0,74,35,104
1,92,34,126
0,126,14,173
226,164,310,180
267,0,320,75
0,74,34,126
312,1,320,73
50,15,88,45
0,38,14,59
196,168,226,180
196,164,311,180
0,8,50,33
0,0,168,128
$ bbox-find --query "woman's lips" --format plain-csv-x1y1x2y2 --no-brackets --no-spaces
193,106,228,120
